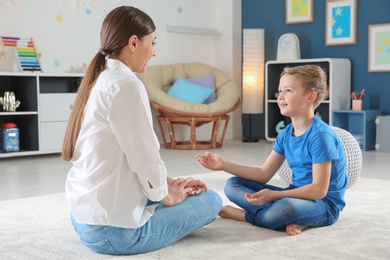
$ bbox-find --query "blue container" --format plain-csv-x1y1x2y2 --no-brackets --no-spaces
1,122,20,152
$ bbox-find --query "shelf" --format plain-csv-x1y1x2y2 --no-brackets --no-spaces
0,150,40,158
0,73,83,158
265,58,351,141
0,111,38,115
332,109,382,151
166,25,223,36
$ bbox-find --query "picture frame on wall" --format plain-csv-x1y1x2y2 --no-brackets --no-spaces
286,0,313,24
325,0,357,46
368,23,390,72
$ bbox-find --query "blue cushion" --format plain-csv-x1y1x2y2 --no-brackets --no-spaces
167,77,215,104
187,74,216,104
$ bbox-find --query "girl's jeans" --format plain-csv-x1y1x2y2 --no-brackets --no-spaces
224,177,340,230
70,190,222,255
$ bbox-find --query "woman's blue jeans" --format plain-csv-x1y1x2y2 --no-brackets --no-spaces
70,190,222,255
224,177,340,230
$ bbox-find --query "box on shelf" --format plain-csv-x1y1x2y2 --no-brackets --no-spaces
1,122,20,152
375,116,390,153
352,134,364,149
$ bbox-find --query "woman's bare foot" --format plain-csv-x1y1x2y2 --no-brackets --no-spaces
286,224,308,236
218,205,246,222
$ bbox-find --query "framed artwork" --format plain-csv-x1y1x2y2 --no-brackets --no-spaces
286,0,313,24
325,0,357,46
368,23,390,72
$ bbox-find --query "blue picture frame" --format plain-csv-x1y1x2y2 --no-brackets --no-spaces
325,0,357,46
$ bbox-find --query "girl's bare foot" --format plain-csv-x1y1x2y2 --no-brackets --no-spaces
218,205,246,222
286,224,308,236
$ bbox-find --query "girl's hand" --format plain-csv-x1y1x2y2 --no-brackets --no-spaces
245,189,278,206
196,152,224,171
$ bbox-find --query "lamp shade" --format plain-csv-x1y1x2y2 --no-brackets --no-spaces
242,29,264,114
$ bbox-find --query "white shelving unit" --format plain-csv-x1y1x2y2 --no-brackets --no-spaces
265,58,351,141
0,72,83,158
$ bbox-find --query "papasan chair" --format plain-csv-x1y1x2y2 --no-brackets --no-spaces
276,126,362,188
137,62,240,150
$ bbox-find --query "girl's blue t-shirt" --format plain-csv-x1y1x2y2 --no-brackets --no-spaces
273,117,348,211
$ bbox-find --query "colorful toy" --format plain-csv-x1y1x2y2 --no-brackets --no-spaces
0,36,43,72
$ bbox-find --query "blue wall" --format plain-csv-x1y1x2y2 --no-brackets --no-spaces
243,0,390,115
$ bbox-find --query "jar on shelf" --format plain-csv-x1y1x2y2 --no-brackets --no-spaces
1,122,20,152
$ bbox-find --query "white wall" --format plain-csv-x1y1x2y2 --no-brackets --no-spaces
215,0,242,140
0,0,242,142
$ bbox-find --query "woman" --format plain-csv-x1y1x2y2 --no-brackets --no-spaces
62,6,222,255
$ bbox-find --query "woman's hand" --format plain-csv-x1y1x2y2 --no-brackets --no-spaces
160,177,207,206
245,189,279,206
185,177,208,195
196,152,224,171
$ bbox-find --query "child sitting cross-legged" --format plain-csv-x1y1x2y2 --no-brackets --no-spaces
197,65,348,236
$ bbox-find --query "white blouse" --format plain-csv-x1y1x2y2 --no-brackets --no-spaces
65,59,168,228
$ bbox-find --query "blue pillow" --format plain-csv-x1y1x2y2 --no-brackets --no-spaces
167,77,215,104
187,74,216,104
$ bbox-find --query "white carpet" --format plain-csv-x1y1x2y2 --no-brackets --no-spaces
1,172,390,260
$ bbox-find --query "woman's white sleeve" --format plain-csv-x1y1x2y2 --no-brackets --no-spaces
108,79,168,202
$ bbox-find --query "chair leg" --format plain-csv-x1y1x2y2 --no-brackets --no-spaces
210,117,222,148
156,116,168,146
157,116,177,149
155,115,231,150
190,118,196,149
218,115,230,147
166,118,178,149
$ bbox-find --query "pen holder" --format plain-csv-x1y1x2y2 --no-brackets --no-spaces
352,100,362,111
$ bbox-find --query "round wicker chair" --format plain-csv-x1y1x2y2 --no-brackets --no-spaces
277,126,362,188
137,62,240,150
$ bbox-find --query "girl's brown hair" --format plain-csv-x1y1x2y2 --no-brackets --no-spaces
62,6,155,161
281,65,327,109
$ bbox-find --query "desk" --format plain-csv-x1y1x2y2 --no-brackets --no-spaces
332,110,382,151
